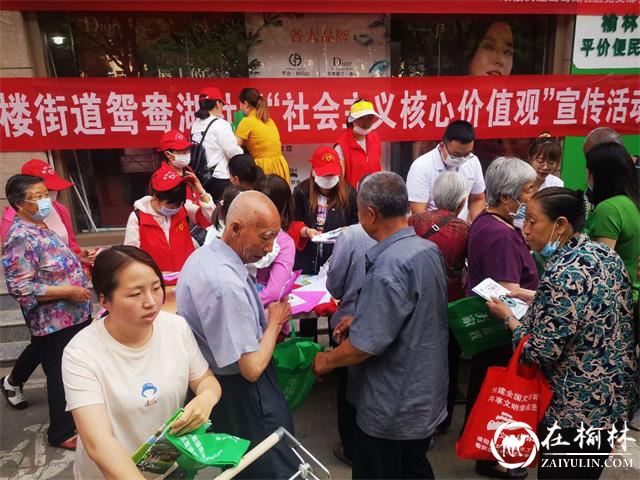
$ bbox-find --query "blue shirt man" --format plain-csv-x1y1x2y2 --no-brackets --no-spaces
314,172,449,480
177,191,297,479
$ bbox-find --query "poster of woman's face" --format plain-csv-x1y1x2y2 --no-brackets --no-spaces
392,15,554,172
392,15,552,77
467,21,514,77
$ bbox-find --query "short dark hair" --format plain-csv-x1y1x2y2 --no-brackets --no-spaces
358,172,408,218
228,154,264,188
533,187,586,232
213,185,241,229
586,141,639,209
5,174,44,209
443,120,475,144
151,183,186,207
255,174,293,230
92,245,165,302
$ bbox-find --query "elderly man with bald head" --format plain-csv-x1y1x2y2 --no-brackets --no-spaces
177,190,298,479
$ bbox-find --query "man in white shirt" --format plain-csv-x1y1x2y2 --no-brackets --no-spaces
407,120,486,221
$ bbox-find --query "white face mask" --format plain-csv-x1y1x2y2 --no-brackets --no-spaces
443,153,471,169
353,124,374,136
441,143,473,169
314,175,340,190
171,153,191,169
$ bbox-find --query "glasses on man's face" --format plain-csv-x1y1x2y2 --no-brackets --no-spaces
444,143,474,160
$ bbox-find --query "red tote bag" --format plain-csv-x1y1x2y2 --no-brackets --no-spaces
457,336,553,467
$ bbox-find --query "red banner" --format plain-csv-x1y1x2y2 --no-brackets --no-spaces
0,75,638,152
2,0,639,15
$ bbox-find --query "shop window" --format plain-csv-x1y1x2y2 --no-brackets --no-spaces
390,14,557,176
38,12,249,231
59,149,159,231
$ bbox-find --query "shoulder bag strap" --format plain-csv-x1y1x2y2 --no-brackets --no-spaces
193,117,218,145
422,214,457,240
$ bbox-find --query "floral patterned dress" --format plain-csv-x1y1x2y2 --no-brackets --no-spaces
2,216,91,336
513,234,638,429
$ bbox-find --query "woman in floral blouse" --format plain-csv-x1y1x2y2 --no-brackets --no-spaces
488,187,638,480
1,174,92,450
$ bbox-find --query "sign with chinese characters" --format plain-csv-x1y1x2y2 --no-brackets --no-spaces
4,1,640,15
573,14,640,69
246,13,389,78
0,75,637,152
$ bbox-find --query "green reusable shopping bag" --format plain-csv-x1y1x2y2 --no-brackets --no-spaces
273,321,324,410
447,296,511,357
133,409,250,480
165,426,250,468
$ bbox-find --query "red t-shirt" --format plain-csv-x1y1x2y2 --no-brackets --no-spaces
409,209,470,302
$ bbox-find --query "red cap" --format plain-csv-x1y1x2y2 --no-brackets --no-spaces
150,163,184,192
21,159,74,191
159,130,193,151
199,87,225,104
310,147,342,177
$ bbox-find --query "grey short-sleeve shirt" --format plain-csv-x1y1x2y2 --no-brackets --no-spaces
347,227,450,440
326,223,376,327
176,239,267,376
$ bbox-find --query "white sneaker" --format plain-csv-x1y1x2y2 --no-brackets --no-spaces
1,376,27,409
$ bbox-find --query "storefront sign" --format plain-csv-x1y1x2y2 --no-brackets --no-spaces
573,14,640,69
0,75,637,151
3,1,639,15
246,13,389,78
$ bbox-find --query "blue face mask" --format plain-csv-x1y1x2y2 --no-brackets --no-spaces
26,197,53,221
509,197,526,229
510,196,526,220
540,221,560,258
159,205,182,217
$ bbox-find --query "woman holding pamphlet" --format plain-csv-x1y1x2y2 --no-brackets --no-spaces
486,187,637,480
292,147,358,338
465,157,539,480
62,246,221,479
292,146,358,275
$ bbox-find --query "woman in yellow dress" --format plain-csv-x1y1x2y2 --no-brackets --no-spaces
235,88,291,184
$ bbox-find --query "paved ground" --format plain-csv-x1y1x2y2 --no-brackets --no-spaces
1,364,638,479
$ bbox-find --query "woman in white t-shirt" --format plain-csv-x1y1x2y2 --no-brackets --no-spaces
62,246,221,479
191,87,244,202
528,134,564,194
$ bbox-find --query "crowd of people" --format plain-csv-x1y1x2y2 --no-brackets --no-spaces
0,86,638,480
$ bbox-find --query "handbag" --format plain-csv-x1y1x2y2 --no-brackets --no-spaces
457,336,553,466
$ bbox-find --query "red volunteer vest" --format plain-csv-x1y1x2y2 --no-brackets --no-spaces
336,130,382,188
138,208,194,275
